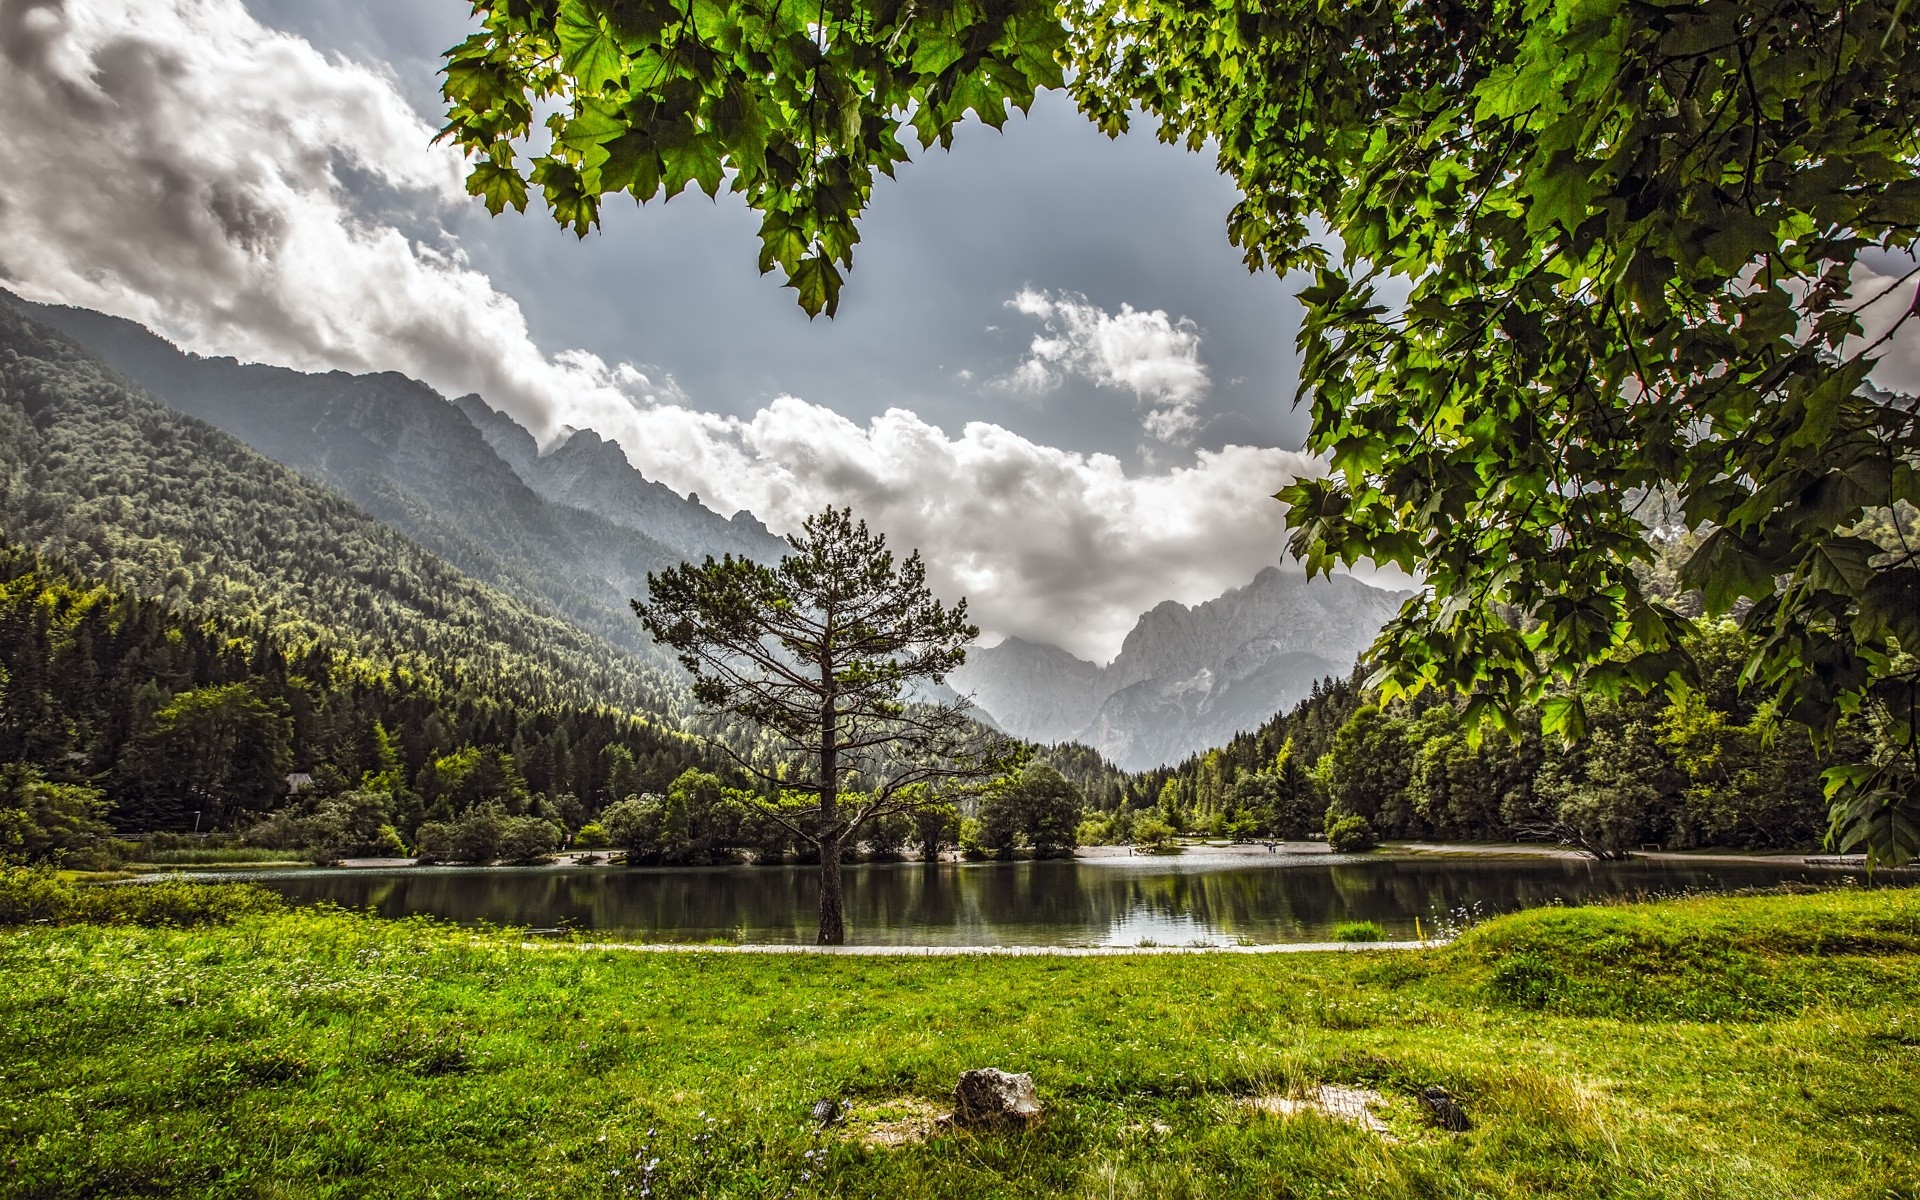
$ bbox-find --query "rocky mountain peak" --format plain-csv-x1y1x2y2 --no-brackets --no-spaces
952,567,1407,770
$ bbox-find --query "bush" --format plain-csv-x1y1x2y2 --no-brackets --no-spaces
140,847,306,865
1131,815,1180,854
0,765,117,868
1326,814,1378,853
414,806,560,864
571,821,611,849
0,868,282,927
1332,920,1389,942
601,770,741,865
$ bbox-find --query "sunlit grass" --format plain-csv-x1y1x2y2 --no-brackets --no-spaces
2,883,1917,1197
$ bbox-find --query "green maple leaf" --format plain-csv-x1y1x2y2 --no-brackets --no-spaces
556,0,628,94
465,161,529,215
786,255,843,318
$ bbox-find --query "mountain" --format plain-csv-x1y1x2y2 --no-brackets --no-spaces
0,291,785,671
451,394,787,565
951,567,1408,770
0,295,677,718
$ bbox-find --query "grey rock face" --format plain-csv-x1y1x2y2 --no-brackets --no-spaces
951,567,1408,770
952,1069,1042,1128
451,394,788,567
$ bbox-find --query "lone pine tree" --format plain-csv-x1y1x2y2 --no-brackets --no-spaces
635,507,1000,943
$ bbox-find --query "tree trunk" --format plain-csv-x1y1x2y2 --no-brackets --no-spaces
817,692,843,944
816,833,845,944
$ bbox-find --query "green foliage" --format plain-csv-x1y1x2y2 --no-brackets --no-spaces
415,805,562,864
600,768,744,865
1331,920,1387,943
1325,813,1378,854
120,683,292,828
458,0,1920,858
966,763,1083,858
1130,814,1179,855
1142,621,1863,855
245,791,410,863
0,869,281,927
442,0,1065,315
571,820,611,849
910,795,958,862
0,764,114,867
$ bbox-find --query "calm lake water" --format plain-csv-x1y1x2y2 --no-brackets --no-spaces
217,852,1889,946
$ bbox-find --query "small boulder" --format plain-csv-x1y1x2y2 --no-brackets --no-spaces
952,1068,1042,1129
1419,1085,1471,1132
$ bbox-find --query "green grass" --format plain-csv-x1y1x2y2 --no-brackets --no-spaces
3,878,1919,1198
1331,920,1389,942
133,848,314,867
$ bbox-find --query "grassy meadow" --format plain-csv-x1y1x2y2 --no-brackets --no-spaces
3,875,1918,1198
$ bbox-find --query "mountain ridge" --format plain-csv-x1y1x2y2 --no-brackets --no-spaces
0,291,783,674
953,566,1408,770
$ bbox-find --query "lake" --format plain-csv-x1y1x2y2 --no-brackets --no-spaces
213,850,1888,946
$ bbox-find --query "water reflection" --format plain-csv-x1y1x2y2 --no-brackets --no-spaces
223,855,1890,946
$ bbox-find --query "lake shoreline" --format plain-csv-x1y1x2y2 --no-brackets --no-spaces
234,839,1866,874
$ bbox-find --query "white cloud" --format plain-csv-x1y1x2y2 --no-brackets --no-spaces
0,0,1330,662
580,395,1324,661
0,0,676,441
1004,288,1212,442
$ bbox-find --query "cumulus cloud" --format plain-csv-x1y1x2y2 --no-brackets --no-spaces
1004,288,1212,443
0,0,1328,661
0,0,679,440
572,395,1323,660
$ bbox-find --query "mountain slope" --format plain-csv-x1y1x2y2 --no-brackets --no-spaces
952,567,1407,769
0,296,678,719
0,292,780,669
452,394,788,565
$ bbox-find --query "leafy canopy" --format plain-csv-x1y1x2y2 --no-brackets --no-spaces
439,0,1064,316
446,0,1920,858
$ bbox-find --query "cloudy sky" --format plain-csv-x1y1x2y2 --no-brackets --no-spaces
2,0,1914,661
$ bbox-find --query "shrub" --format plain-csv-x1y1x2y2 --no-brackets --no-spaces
0,868,282,927
141,847,305,865
1326,814,1379,853
415,806,560,864
1332,920,1389,942
0,765,116,868
571,821,611,849
1131,815,1180,854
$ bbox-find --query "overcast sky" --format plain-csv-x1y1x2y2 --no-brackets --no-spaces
3,0,1914,661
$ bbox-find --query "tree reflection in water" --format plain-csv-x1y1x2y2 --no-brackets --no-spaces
238,857,1874,946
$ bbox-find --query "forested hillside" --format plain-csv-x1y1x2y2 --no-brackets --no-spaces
0,290,773,670
1121,615,1875,856
0,542,711,835
0,303,741,836
0,301,681,715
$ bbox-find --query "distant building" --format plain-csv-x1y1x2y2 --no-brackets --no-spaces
285,773,315,796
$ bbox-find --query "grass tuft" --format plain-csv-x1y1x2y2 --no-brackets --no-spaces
1331,920,1389,942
